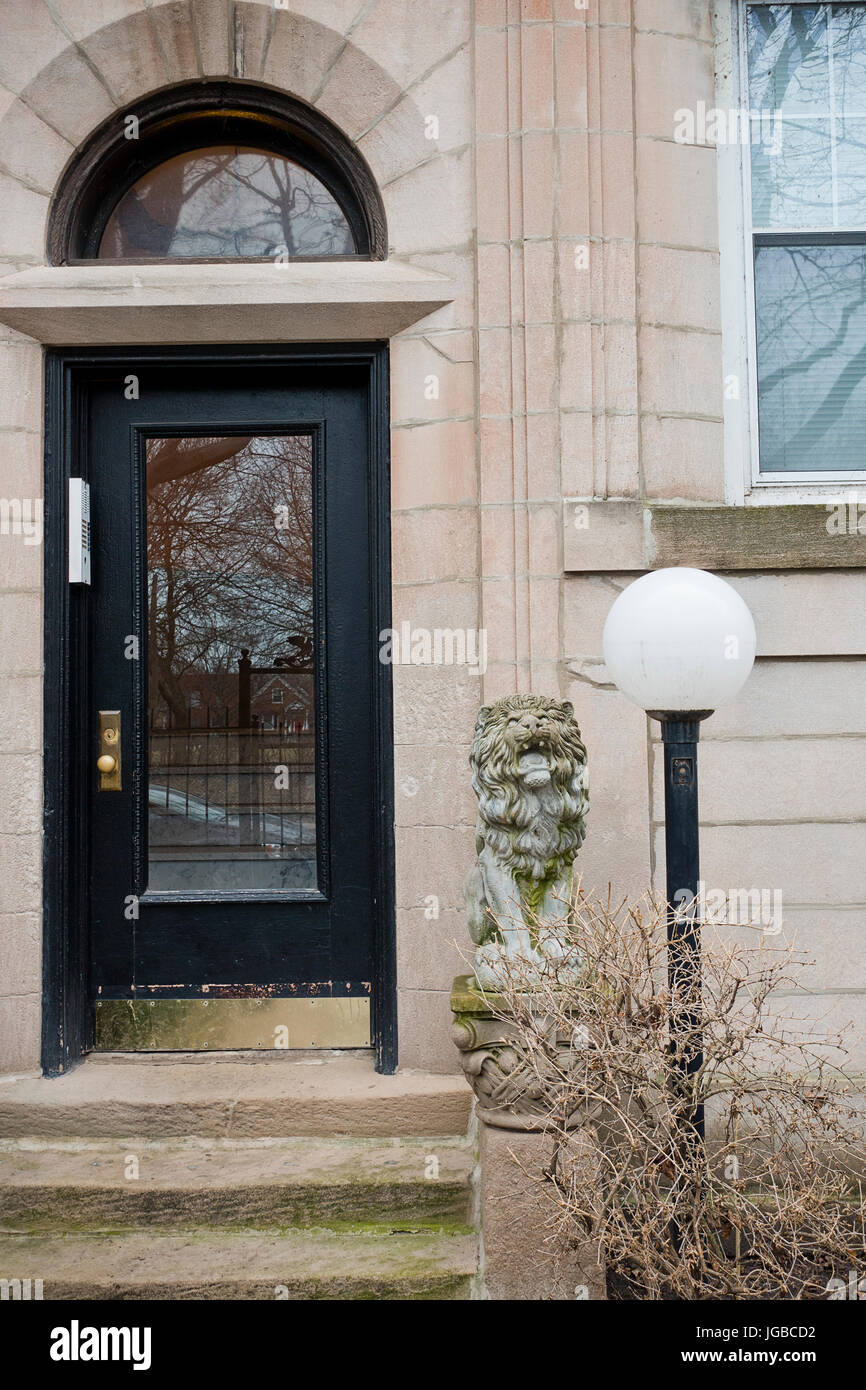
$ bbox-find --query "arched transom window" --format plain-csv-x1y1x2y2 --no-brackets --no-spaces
49,83,386,264
100,146,355,259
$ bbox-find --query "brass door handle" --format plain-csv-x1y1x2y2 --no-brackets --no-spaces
98,711,122,790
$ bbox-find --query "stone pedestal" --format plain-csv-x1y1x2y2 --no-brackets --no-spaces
450,975,606,1300
480,1124,606,1301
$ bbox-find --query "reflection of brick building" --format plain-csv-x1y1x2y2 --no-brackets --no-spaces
251,673,311,732
171,665,313,732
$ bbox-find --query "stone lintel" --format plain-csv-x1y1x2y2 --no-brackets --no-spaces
564,499,866,572
0,262,454,345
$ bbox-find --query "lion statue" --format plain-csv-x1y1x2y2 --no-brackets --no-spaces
464,694,589,985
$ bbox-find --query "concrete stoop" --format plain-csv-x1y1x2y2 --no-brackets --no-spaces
0,1054,478,1300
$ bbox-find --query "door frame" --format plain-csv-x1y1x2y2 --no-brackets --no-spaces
42,342,396,1075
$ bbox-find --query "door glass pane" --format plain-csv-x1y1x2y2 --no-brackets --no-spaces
99,146,355,258
755,242,866,469
146,435,317,891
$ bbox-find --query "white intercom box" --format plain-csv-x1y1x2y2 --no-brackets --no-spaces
68,478,91,585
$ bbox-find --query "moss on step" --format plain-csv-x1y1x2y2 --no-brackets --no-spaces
0,1226,478,1300
0,1183,471,1233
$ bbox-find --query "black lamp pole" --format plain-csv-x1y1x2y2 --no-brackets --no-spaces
651,710,713,1145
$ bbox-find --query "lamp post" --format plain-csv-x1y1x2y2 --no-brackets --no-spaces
602,568,757,1143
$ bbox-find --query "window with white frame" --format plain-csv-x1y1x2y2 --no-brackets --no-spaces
742,2,866,478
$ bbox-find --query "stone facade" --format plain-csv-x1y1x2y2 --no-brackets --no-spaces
0,0,863,1077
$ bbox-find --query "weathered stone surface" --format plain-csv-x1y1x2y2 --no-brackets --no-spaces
391,507,477,585
0,829,41,915
638,324,723,419
314,42,403,142
636,138,719,249
0,677,41,755
0,263,455,345
705,659,866,738
0,103,74,194
702,906,866,992
480,1124,605,1300
729,573,866,655
563,501,645,571
397,907,467,994
0,1054,472,1139
384,148,474,255
0,994,40,1076
639,244,721,333
667,822,866,910
20,47,116,146
0,1227,477,1300
649,505,866,571
641,417,726,503
261,12,345,102
653,736,866,825
451,975,586,1131
392,419,477,508
563,504,866,573
0,1135,473,1230
562,680,652,902
0,913,40,996
633,29,714,140
635,0,714,41
397,989,464,1075
463,696,589,986
395,743,476,831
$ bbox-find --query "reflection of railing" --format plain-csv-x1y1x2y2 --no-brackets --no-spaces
236,648,314,851
148,723,315,854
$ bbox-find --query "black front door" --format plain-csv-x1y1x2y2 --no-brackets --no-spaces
45,348,393,1061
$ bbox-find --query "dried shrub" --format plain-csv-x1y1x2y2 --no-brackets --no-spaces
475,891,866,1300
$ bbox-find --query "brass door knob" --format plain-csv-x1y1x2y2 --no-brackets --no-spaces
97,710,122,790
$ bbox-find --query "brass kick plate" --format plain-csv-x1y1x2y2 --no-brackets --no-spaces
97,709,122,790
95,998,371,1050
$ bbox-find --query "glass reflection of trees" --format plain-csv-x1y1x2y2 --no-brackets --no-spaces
748,5,866,228
146,435,314,727
756,243,866,470
100,146,355,258
748,6,866,470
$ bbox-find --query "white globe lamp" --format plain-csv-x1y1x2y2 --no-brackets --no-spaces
601,568,757,1145
602,567,756,716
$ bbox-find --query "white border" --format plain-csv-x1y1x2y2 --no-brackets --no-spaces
714,0,866,501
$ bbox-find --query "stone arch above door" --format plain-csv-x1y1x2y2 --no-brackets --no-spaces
47,80,388,263
0,0,469,268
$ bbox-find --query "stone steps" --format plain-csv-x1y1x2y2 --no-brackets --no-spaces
0,1055,479,1300
0,1136,473,1230
0,1054,471,1138
0,1227,477,1300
